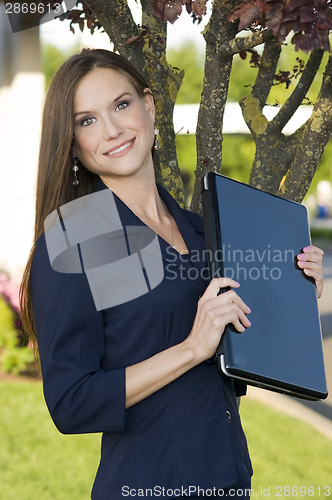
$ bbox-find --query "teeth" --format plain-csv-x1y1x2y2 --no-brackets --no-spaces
107,141,132,156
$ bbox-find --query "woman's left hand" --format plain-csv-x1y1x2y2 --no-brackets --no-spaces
297,245,324,299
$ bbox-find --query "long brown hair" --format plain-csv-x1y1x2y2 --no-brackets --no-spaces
20,48,150,353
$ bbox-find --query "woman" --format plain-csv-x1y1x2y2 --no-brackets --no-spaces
20,48,324,499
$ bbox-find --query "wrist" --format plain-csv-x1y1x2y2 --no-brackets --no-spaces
180,337,206,367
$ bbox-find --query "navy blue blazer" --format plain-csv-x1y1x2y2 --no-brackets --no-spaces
31,181,252,499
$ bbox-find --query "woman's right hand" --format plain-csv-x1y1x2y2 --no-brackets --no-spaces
125,278,251,408
184,278,251,364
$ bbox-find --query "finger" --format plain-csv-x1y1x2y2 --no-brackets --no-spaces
210,302,252,330
302,267,324,284
218,288,252,314
200,277,240,302
301,268,324,297
297,259,322,273
232,307,252,329
297,251,323,264
303,245,324,256
298,246,324,263
214,304,252,333
210,309,246,334
203,288,251,316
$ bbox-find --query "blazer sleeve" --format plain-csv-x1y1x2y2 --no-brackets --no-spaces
31,234,127,435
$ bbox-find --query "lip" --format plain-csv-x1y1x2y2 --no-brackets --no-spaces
104,138,135,158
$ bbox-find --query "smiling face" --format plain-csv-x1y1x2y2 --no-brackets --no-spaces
73,67,156,184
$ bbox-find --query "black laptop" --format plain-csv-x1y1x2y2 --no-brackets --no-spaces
201,172,328,401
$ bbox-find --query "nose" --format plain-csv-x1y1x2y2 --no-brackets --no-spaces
102,116,124,140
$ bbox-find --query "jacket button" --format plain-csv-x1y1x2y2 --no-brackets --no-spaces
226,410,231,423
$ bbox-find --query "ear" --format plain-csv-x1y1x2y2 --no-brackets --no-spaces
142,88,155,120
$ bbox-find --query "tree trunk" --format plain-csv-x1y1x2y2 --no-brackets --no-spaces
141,0,184,203
190,0,239,214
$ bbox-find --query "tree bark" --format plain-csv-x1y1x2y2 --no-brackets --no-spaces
251,37,281,109
190,0,239,214
141,0,184,203
241,44,327,200
83,0,147,74
280,54,332,202
229,28,274,55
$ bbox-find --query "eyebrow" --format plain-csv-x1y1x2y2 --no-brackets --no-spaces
73,92,132,119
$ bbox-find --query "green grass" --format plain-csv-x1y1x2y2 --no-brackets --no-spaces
240,398,332,498
1,378,331,499
0,379,100,499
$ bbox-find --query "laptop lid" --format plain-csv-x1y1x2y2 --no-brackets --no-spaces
201,172,328,401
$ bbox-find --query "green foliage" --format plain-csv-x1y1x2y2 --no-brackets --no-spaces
41,44,77,90
228,53,258,103
175,133,255,201
228,43,329,105
0,297,34,375
310,229,332,242
221,134,255,182
175,133,196,175
169,36,329,110
167,43,204,104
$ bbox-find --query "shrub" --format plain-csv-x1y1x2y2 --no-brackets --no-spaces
0,272,35,375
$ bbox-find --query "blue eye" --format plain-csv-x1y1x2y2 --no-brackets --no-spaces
81,116,96,127
116,101,129,111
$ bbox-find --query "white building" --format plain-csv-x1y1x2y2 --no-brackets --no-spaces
0,4,44,280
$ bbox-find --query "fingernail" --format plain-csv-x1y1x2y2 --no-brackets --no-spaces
247,306,251,313
234,281,240,286
303,246,311,251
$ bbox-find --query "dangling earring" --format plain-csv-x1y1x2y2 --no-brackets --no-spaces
72,155,79,186
154,128,160,150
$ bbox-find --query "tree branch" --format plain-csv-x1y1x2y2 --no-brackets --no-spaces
279,55,332,202
228,28,274,55
239,38,281,137
268,50,324,134
251,36,281,108
83,0,147,77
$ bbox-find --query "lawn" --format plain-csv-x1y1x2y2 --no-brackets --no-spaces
0,378,100,499
1,377,331,499
240,397,332,498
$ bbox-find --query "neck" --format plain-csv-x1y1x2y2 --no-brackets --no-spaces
100,172,164,222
